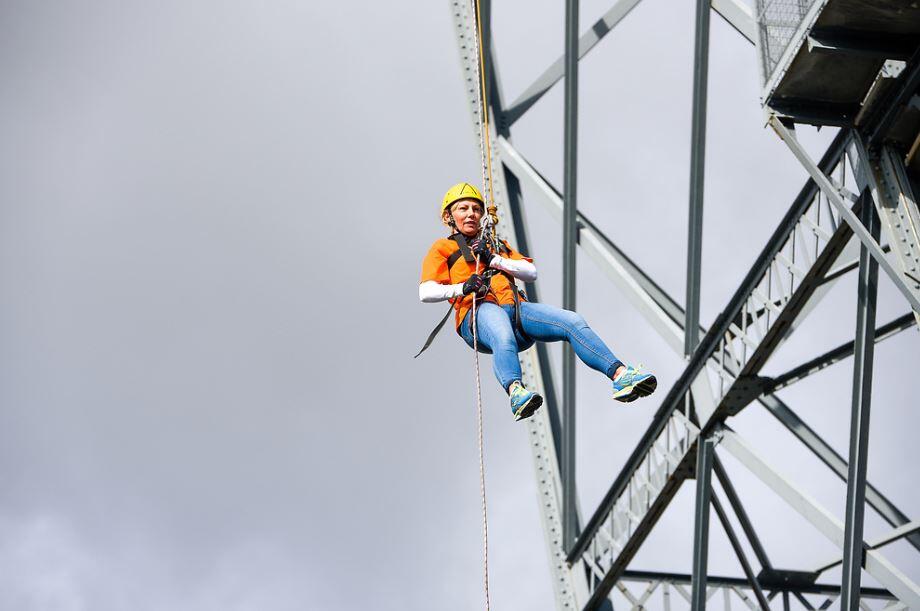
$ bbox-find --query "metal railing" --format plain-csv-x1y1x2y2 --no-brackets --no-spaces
756,0,821,82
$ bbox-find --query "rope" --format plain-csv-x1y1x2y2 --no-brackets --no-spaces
468,1,497,609
470,290,490,611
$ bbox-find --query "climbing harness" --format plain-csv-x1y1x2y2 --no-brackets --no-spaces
413,233,528,358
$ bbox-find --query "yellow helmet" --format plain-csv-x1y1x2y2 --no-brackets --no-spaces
441,182,484,214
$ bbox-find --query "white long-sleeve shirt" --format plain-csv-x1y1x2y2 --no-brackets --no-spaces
418,255,537,303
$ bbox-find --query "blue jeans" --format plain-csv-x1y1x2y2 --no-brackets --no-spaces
459,301,623,391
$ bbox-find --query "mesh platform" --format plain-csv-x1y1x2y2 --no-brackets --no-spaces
756,0,821,83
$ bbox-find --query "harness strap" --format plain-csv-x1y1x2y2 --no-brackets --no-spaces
414,238,529,358
413,304,454,359
450,233,477,263
502,270,529,341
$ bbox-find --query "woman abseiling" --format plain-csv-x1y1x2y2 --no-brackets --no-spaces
418,182,657,421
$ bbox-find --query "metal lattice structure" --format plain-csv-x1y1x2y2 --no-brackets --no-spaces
450,0,920,609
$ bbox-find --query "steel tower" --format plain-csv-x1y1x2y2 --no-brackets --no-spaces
450,0,920,609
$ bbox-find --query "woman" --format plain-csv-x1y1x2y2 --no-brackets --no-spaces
419,182,656,421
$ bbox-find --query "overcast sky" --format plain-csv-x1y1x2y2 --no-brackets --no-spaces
1,1,917,610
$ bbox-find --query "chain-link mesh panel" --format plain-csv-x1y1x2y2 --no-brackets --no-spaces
757,0,821,83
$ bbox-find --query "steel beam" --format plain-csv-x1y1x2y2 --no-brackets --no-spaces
816,521,920,575
721,430,920,609
757,394,920,554
503,0,754,126
568,134,855,579
562,0,579,554
866,46,920,148
841,199,881,610
713,456,773,572
872,147,920,327
711,491,771,611
503,0,643,126
499,136,916,561
711,0,756,44
496,112,915,610
847,141,920,327
770,119,920,312
497,137,686,352
619,570,895,600
686,0,710,356
691,432,717,611
768,314,916,392
821,243,891,286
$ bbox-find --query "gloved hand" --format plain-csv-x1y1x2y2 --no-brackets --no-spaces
462,274,489,297
469,238,494,266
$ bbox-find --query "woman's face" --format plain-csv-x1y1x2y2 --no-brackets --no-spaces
446,199,483,237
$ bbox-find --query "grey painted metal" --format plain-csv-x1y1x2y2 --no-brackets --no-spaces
721,429,920,608
570,132,851,567
448,3,586,608
562,0,579,554
498,136,687,353
847,140,920,327
816,521,920,575
503,0,755,126
872,148,920,327
502,131,906,607
502,0,643,126
691,432,717,610
498,137,916,569
866,46,920,149
770,119,920,312
713,456,773,572
618,570,894,605
711,0,756,44
756,0,825,93
768,314,916,392
819,242,890,287
686,0,711,356
840,199,880,610
757,393,920,553
503,123,918,607
710,491,771,610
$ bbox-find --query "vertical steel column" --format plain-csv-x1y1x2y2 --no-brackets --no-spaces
691,433,716,611
685,0,711,356
562,0,579,552
840,195,881,609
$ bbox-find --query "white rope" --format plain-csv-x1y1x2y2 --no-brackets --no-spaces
470,287,490,611
468,1,493,608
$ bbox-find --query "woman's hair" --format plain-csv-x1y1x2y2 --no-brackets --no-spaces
442,208,457,231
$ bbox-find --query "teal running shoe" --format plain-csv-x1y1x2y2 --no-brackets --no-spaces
510,383,543,421
612,365,657,403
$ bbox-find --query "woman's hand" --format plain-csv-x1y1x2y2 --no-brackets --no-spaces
462,274,489,297
469,238,494,266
